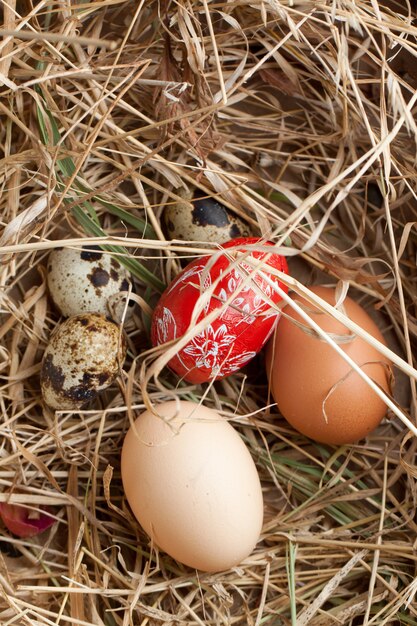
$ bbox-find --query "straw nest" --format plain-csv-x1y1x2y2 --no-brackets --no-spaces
0,0,416,624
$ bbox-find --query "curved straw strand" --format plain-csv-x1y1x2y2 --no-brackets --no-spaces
252,265,417,383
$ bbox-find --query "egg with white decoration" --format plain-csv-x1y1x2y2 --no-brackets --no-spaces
151,237,289,383
47,246,131,318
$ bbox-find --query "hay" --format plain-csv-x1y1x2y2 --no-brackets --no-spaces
0,0,416,624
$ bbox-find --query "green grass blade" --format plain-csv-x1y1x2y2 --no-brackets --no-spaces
286,540,297,626
70,205,165,292
94,197,157,240
35,85,164,292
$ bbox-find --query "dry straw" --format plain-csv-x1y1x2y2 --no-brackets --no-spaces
0,0,417,624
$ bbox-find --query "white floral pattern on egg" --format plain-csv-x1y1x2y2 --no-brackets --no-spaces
151,238,289,384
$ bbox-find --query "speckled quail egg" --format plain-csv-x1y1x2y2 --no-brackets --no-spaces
162,188,252,243
40,313,126,411
47,246,132,318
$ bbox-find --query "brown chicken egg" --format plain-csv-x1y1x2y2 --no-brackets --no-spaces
265,286,392,445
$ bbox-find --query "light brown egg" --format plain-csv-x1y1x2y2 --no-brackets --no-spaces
121,400,264,572
265,286,392,445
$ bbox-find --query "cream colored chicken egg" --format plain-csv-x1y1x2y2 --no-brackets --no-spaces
121,400,264,572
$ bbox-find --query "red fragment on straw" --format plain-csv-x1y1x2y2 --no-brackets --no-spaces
0,503,56,538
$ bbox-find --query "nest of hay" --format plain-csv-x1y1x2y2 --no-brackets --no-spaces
1,0,416,624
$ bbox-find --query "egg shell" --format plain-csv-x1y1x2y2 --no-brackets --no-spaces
265,286,392,445
41,313,126,410
0,503,55,538
47,246,131,318
121,400,264,572
151,237,289,383
162,189,252,243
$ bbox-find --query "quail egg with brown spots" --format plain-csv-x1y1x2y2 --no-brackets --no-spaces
162,189,252,243
40,313,126,411
47,246,132,318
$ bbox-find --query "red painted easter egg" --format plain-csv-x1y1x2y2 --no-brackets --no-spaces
151,238,289,383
